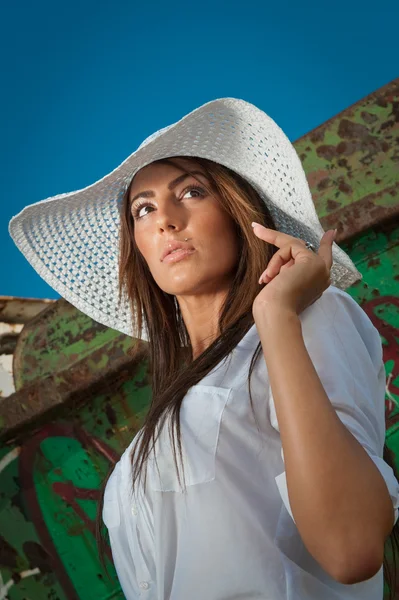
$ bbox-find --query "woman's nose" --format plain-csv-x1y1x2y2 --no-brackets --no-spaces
156,199,186,230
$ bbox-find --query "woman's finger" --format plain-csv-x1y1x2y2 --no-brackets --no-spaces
317,230,335,272
252,223,306,249
261,258,295,282
259,244,298,283
280,258,295,271
252,224,336,269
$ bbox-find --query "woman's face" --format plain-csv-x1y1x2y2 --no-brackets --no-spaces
129,158,239,297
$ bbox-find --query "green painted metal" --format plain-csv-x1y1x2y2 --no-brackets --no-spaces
0,299,150,438
340,220,399,600
295,78,399,241
0,79,398,599
0,354,151,599
1,308,152,599
13,298,125,388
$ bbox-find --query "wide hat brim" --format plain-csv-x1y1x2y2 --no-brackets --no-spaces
9,98,362,339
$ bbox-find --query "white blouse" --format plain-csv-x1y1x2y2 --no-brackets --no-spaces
103,285,399,599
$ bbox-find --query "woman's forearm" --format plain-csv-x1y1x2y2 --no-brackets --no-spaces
255,306,393,584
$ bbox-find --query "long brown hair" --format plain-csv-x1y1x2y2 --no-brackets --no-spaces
96,156,399,597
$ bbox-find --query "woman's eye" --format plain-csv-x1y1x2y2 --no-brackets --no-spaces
182,185,206,199
132,203,154,220
132,185,206,220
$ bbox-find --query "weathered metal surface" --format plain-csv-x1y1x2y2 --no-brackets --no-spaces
13,298,125,389
341,220,399,418
296,78,399,242
0,306,151,598
339,220,399,599
0,323,23,398
0,297,55,401
0,300,149,442
0,341,149,444
0,296,54,324
0,384,151,599
0,79,398,599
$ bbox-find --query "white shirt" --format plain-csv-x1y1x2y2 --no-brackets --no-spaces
103,285,399,599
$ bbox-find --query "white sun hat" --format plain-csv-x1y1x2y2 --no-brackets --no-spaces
8,98,362,339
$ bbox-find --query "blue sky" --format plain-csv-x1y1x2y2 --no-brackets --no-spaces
2,0,398,300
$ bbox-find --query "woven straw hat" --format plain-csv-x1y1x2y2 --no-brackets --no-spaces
8,98,362,339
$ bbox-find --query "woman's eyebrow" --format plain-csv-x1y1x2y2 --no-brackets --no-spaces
130,171,206,204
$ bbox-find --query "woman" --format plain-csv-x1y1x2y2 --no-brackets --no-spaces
9,98,399,599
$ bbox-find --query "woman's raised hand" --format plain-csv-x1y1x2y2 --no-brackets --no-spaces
251,223,336,318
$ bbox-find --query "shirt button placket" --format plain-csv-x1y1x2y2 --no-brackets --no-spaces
139,581,150,591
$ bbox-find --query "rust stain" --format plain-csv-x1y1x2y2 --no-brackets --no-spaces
295,77,399,239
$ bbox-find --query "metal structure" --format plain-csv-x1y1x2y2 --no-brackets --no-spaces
0,78,398,599
0,297,54,399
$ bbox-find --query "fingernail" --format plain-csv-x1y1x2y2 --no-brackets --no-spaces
252,222,261,228
332,228,337,240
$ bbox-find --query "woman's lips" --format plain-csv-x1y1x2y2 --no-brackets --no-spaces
162,249,196,263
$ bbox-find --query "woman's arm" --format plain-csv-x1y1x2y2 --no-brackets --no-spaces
256,303,394,585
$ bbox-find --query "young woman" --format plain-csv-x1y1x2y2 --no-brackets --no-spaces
9,99,399,599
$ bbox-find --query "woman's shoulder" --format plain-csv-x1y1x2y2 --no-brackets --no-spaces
301,284,371,329
241,286,375,356
299,285,383,364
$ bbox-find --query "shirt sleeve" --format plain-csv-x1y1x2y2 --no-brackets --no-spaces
270,285,399,528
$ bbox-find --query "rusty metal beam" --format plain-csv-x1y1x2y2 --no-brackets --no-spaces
0,339,149,443
0,296,55,324
295,78,399,243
